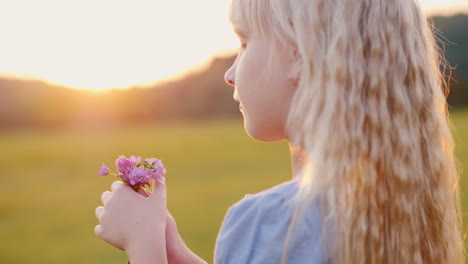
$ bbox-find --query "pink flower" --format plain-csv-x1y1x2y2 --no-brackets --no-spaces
129,156,142,165
145,158,166,180
115,155,134,176
100,155,167,191
126,167,151,186
98,163,109,176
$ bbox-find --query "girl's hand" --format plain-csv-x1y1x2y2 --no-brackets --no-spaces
139,188,207,264
94,179,168,263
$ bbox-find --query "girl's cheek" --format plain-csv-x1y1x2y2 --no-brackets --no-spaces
236,55,248,82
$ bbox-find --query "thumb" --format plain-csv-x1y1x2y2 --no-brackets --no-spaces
151,177,166,199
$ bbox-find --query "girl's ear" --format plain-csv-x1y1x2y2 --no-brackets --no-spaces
288,47,303,88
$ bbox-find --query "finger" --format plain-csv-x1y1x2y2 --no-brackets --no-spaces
111,181,123,192
95,225,124,251
112,181,139,199
137,187,150,197
151,177,166,199
167,210,174,220
156,177,166,188
94,224,103,237
101,191,112,205
95,206,104,220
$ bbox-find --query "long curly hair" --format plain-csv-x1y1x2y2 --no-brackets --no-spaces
228,0,465,263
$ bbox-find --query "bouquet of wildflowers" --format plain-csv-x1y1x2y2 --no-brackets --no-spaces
98,155,166,191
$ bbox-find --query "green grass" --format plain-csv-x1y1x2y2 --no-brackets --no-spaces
0,118,292,264
452,109,468,246
0,111,467,264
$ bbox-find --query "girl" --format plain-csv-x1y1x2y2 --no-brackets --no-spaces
95,0,465,263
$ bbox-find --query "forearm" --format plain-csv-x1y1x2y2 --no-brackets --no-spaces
165,211,207,264
128,250,167,264
127,227,168,264
183,251,207,264
166,225,206,264
168,244,207,264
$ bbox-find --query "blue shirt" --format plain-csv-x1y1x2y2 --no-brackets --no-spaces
214,177,324,264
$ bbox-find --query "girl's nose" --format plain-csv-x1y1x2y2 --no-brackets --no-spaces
224,68,235,87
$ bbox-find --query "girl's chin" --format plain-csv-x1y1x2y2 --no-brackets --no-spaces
244,121,286,143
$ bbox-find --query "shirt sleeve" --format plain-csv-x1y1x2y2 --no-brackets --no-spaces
214,193,324,264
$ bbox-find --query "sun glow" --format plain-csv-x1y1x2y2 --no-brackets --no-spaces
0,0,466,91
0,0,238,91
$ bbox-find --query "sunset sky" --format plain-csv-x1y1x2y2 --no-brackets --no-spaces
0,0,467,91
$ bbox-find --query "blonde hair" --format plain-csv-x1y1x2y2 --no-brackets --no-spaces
228,0,465,263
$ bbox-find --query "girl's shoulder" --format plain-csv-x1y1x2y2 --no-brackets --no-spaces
232,177,301,208
214,177,324,264
226,177,320,230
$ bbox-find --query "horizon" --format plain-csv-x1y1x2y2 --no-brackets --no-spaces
0,1,467,91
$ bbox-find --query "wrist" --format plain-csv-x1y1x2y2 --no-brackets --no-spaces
166,236,192,264
166,234,204,264
165,212,206,264
168,250,206,264
127,226,167,264
167,241,207,264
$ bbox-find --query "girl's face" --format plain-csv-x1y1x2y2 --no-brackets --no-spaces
224,27,297,142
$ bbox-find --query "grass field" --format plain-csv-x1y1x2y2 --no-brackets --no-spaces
0,110,467,264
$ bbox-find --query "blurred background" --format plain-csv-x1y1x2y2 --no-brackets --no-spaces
0,0,467,263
